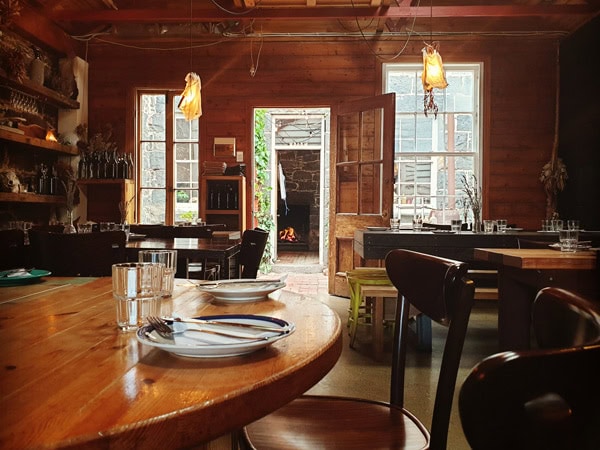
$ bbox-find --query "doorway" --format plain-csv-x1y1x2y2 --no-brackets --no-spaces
253,108,330,273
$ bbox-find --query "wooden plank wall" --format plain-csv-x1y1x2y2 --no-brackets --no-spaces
86,38,556,233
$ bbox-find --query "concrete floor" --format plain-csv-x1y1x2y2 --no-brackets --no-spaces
272,255,500,449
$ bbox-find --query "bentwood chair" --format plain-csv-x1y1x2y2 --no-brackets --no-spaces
238,228,269,279
459,287,600,450
29,229,127,276
241,249,474,450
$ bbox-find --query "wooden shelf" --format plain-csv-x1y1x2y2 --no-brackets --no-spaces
0,129,79,156
0,70,80,110
0,192,65,204
77,179,133,185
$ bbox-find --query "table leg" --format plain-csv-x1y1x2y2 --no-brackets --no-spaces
497,267,536,351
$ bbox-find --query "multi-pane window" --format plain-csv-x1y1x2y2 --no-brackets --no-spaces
138,91,199,224
384,63,481,225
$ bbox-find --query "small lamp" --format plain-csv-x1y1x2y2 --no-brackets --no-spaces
178,72,202,121
422,42,448,118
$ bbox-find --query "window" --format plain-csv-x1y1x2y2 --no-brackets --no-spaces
384,63,481,225
138,91,199,224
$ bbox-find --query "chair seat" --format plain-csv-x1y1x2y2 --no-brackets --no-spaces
243,395,429,450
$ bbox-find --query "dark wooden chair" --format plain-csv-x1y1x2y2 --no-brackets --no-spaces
241,249,475,450
459,287,600,450
29,229,127,276
0,229,26,270
238,228,269,279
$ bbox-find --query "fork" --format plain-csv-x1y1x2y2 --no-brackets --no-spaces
147,316,270,340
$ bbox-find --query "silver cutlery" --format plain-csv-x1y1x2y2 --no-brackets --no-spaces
147,316,270,340
164,316,287,333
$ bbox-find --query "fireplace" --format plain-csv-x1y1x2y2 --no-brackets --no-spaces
277,204,310,251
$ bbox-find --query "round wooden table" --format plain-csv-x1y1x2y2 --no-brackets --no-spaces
0,277,342,449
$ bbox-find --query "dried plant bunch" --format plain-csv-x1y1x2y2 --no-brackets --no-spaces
460,174,482,215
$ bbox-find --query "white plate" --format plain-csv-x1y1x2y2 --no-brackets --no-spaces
432,230,455,234
548,243,592,251
196,279,286,303
366,227,388,231
128,233,146,241
136,314,295,358
506,227,524,231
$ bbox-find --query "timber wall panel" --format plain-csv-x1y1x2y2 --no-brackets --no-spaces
87,38,556,231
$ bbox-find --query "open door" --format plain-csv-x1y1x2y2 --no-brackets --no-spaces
328,93,395,296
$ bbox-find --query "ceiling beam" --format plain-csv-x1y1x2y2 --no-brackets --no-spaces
51,5,597,23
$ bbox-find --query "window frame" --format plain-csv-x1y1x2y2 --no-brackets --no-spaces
383,62,483,225
136,89,200,225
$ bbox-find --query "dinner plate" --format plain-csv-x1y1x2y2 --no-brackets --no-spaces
136,314,295,358
0,269,52,287
432,230,455,234
548,243,592,251
506,227,524,231
366,226,388,231
196,279,286,303
128,233,146,241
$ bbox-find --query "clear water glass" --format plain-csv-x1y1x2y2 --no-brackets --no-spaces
496,219,507,233
559,229,579,252
483,220,495,234
112,262,164,331
451,219,462,233
138,250,178,297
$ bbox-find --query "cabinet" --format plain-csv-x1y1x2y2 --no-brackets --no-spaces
0,129,78,206
78,179,135,223
200,176,246,232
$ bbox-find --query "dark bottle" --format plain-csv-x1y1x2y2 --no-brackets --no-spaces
116,153,126,179
78,153,87,179
107,150,118,179
38,164,49,195
49,166,59,195
126,153,134,179
89,152,98,178
225,183,232,209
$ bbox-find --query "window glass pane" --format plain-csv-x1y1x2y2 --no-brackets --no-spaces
140,189,166,224
140,142,166,187
140,94,166,141
337,165,358,213
360,163,381,214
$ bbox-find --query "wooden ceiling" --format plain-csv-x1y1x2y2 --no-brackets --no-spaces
16,0,600,45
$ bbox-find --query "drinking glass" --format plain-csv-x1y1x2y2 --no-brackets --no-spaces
567,220,580,230
559,229,579,252
483,220,495,234
451,219,462,233
112,262,164,331
390,218,400,231
551,219,563,231
496,219,507,233
138,250,178,297
541,219,551,231
412,215,423,232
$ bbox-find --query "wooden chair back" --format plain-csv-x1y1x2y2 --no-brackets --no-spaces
385,249,474,449
29,229,127,276
238,228,269,278
459,287,600,450
0,229,26,270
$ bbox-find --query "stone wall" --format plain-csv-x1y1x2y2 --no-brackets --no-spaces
277,150,320,251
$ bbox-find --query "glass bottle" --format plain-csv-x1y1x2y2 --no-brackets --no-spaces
78,153,87,179
63,210,76,234
126,153,134,179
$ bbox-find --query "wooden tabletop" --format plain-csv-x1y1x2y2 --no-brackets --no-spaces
474,248,597,270
126,237,241,256
0,277,342,449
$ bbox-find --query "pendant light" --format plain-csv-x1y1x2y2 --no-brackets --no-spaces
178,0,202,121
421,2,447,118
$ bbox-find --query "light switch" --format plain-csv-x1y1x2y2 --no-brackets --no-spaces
236,151,244,162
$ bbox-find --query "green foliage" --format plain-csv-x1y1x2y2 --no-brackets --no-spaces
176,190,190,202
180,211,197,222
254,109,274,273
